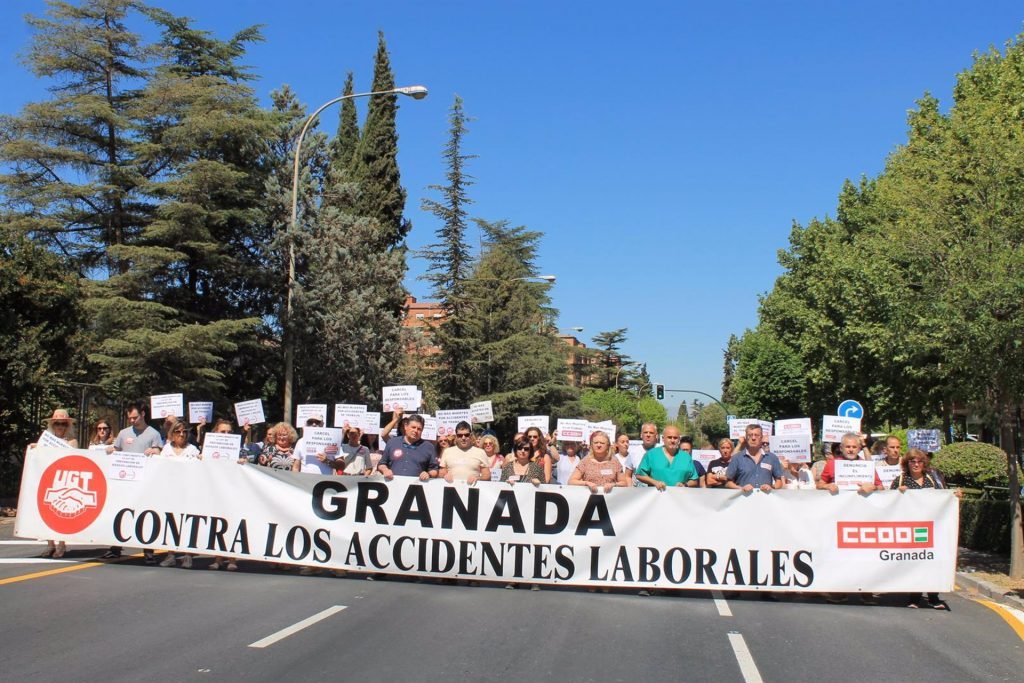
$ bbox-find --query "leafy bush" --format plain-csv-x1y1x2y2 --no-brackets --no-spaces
931,442,1007,489
959,499,1012,554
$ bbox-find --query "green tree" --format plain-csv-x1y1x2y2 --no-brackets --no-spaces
589,328,631,389
419,95,476,406
580,388,667,437
729,329,803,420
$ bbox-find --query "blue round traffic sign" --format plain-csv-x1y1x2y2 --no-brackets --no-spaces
837,400,863,418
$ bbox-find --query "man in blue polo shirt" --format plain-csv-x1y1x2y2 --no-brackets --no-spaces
378,414,439,481
725,423,783,492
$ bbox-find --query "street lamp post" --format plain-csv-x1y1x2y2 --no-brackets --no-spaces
283,85,427,422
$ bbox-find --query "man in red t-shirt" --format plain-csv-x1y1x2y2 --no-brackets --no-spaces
818,432,881,494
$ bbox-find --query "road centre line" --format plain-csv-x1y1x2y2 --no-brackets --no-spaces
712,590,732,616
0,558,77,564
974,599,1024,641
728,631,765,683
248,606,347,649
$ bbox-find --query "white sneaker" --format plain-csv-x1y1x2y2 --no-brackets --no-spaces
180,555,193,569
159,554,177,567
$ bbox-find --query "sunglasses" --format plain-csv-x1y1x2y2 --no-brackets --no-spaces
908,459,927,464
515,445,530,451
52,421,69,427
97,426,110,431
456,433,472,438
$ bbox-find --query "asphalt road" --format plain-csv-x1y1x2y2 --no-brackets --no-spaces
2,519,1022,682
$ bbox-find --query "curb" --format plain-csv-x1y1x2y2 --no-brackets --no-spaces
956,571,1024,611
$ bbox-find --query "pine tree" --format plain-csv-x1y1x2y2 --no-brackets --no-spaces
590,328,631,389
351,31,409,251
323,71,360,212
419,95,477,406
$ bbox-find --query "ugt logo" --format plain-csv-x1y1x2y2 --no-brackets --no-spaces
837,521,933,549
36,455,107,534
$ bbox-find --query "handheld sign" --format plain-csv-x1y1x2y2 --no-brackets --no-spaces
470,400,494,424
296,404,328,426
421,415,438,441
188,401,214,424
775,417,812,435
822,415,861,442
234,399,266,426
692,449,719,470
586,420,617,442
202,433,242,464
834,460,874,490
37,430,71,449
768,432,812,463
107,451,146,482
556,419,587,442
436,409,472,436
517,416,550,435
334,404,367,428
907,429,942,452
150,393,184,419
876,465,901,489
357,412,381,435
382,386,421,411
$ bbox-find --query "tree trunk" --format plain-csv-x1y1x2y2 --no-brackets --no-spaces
1009,402,1022,579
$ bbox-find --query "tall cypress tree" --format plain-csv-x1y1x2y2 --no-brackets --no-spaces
351,32,409,252
419,95,476,406
327,72,360,185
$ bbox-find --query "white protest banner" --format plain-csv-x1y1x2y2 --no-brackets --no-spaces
357,412,381,435
517,416,549,435
907,429,942,452
333,404,368,428
421,415,438,441
296,404,328,426
201,433,242,464
692,449,719,470
728,418,758,439
834,460,876,490
822,415,861,443
876,465,901,489
775,418,812,435
769,432,812,463
37,430,71,449
436,409,472,436
586,421,617,442
470,401,494,424
16,446,959,593
107,450,146,482
382,386,421,412
234,399,266,426
188,402,214,424
150,393,184,419
556,419,587,442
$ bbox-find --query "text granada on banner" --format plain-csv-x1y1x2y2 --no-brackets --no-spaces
16,448,959,592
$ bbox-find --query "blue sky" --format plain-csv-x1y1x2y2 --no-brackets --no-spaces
2,1,1022,416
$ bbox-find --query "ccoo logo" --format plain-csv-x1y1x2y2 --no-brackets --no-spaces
36,455,107,534
837,521,933,549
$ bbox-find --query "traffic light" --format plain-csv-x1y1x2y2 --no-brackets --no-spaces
655,384,664,400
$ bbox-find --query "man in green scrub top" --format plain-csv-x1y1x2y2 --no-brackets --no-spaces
634,425,700,490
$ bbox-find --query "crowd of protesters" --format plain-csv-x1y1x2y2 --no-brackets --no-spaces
29,403,958,607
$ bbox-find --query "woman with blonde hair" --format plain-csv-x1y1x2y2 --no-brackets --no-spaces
36,408,78,558
258,422,299,470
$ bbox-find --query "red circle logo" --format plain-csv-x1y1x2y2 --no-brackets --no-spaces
36,455,107,534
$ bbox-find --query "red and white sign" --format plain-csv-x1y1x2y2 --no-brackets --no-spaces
35,454,107,535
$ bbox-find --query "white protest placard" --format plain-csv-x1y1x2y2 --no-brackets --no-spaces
876,465,901,489
728,418,758,439
37,430,71,449
296,404,328,426
89,444,109,454
834,459,875,490
907,429,942,452
769,432,813,463
775,418,812,435
691,449,719,469
517,416,549,435
627,440,645,462
382,386,421,412
107,451,146,482
356,411,381,435
202,433,242,464
302,428,343,457
150,393,184,419
188,401,214,424
436,409,472,436
556,419,588,442
822,415,861,442
586,420,617,442
234,399,266,426
333,404,367,428
758,420,774,437
421,415,438,441
470,401,494,424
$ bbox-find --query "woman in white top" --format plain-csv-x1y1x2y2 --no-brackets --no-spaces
613,434,631,473
554,440,581,485
158,421,200,569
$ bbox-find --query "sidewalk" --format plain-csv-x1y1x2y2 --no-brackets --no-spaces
956,547,1024,611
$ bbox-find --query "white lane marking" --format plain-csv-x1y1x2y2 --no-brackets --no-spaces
0,541,48,545
248,606,347,649
712,590,732,616
0,558,78,564
728,631,764,683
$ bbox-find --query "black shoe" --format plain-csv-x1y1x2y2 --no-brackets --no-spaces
100,550,121,559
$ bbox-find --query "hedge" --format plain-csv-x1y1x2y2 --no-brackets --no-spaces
959,499,1014,554
931,442,1007,489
